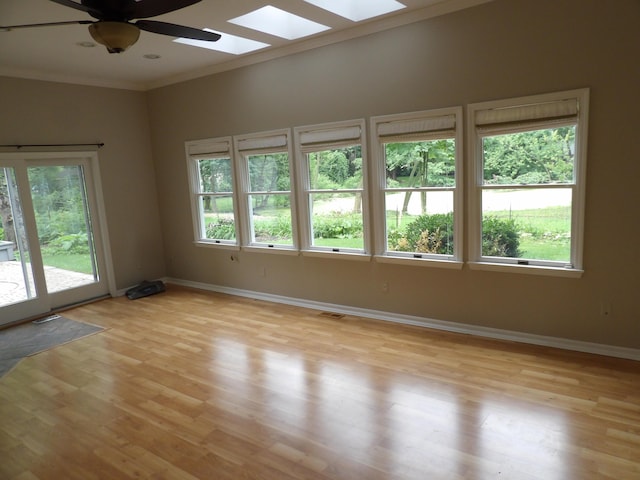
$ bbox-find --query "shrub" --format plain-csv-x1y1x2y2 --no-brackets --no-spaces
44,233,90,255
34,209,88,245
482,216,521,257
404,213,454,254
390,213,454,254
254,215,292,240
388,213,520,257
205,218,235,240
313,212,363,239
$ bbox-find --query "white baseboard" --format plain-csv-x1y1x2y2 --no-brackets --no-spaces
164,277,640,362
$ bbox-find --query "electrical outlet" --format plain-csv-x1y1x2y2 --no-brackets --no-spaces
600,301,612,317
382,282,389,293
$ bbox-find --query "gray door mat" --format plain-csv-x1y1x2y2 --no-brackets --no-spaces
0,314,103,378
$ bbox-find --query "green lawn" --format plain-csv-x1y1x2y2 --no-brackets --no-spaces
518,236,570,261
386,211,421,230
41,252,94,274
487,205,571,261
313,237,364,249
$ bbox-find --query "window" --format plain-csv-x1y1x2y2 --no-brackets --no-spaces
468,89,589,276
294,120,369,256
186,137,239,247
371,108,463,267
234,130,297,251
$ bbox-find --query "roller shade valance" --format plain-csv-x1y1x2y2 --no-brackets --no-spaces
298,125,362,146
187,140,231,157
475,98,579,130
236,134,288,151
377,114,456,137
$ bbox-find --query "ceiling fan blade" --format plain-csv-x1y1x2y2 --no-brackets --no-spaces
135,20,220,42
0,20,93,31
49,0,103,18
127,0,203,20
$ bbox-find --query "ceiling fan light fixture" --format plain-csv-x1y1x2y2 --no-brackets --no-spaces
88,21,140,54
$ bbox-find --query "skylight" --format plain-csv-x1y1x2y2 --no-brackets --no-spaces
304,0,406,22
229,5,330,40
174,30,270,55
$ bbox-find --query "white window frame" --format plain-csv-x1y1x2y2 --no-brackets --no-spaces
467,88,590,277
294,119,370,260
185,137,240,249
370,107,464,269
234,129,299,255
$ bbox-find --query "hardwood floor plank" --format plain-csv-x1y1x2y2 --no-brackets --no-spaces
1,285,639,479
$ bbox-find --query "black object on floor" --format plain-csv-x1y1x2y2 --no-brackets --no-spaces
126,280,166,300
0,315,103,378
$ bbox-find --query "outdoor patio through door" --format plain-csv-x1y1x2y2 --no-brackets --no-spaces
0,152,111,325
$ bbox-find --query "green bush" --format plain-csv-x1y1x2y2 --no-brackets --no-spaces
205,218,236,240
389,213,454,254
388,213,520,257
44,233,90,255
482,216,521,257
254,215,292,240
313,213,363,239
34,208,88,245
405,213,454,254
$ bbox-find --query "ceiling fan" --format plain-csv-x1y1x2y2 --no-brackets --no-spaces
0,0,221,53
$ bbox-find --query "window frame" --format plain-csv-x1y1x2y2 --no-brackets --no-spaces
467,89,590,277
233,128,299,254
370,107,464,269
186,137,240,249
294,119,370,259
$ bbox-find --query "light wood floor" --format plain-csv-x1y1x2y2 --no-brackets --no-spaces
1,286,639,480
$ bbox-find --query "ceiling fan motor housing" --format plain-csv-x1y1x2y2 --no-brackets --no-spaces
88,21,140,53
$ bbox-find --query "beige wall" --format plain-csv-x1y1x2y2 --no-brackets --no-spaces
147,0,640,349
0,77,166,290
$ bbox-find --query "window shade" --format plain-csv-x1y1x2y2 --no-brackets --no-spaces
298,125,361,146
475,98,578,128
377,115,456,137
188,140,231,156
237,134,287,151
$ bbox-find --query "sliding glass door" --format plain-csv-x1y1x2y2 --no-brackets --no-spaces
0,165,42,319
0,152,111,325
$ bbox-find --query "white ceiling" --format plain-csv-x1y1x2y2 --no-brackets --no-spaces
0,0,491,91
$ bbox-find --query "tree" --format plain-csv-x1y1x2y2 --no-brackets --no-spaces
318,150,349,185
198,158,233,213
482,126,575,184
0,169,16,244
248,153,290,209
385,139,455,215
309,146,364,213
28,166,87,243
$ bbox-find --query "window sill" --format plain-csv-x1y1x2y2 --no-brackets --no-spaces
375,255,463,270
243,245,299,256
301,250,371,261
468,261,583,278
194,240,240,251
